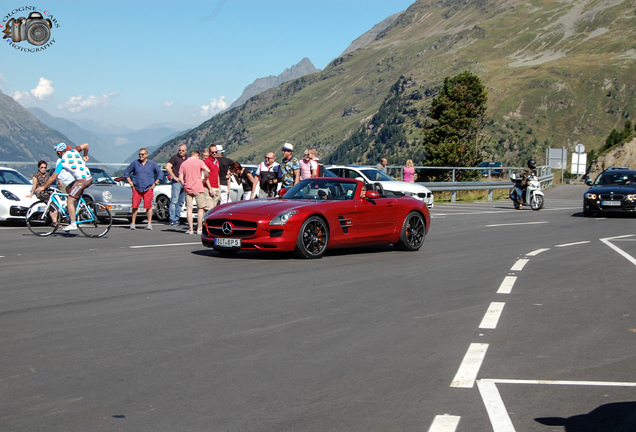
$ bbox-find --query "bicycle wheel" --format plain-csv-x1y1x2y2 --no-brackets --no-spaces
25,201,59,236
77,201,112,238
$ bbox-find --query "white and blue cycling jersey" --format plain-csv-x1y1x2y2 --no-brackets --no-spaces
55,148,91,181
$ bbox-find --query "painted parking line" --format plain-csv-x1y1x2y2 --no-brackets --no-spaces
486,221,549,227
451,343,489,388
479,302,506,329
130,242,201,249
428,414,461,432
497,276,517,294
600,235,636,266
510,259,529,271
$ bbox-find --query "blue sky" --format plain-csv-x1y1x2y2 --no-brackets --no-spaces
1,0,414,130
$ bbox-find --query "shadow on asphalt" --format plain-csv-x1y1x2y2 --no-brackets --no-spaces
535,401,636,431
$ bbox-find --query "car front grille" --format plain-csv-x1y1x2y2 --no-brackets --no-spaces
600,194,624,200
10,206,29,217
206,218,257,237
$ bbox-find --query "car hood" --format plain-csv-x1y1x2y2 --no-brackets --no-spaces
209,198,323,218
374,180,432,193
0,184,38,204
87,184,132,202
588,185,636,194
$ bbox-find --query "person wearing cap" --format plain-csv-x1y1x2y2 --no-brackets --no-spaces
279,142,300,189
35,142,93,232
215,144,234,204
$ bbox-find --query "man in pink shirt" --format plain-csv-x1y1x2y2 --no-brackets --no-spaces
178,150,210,235
204,144,221,210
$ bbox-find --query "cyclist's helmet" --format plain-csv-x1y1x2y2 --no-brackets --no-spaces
527,159,536,169
54,142,67,152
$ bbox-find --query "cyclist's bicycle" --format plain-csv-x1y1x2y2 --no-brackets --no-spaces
25,188,112,238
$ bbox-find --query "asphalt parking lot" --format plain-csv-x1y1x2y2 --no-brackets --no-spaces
1,186,635,431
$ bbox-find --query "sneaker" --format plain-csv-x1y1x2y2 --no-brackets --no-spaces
196,229,202,235
130,223,136,230
169,221,178,226
63,223,77,231
145,224,153,230
185,229,194,235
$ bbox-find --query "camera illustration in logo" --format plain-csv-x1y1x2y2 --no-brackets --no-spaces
3,12,52,46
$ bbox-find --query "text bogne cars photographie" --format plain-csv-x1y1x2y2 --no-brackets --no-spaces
2,6,60,52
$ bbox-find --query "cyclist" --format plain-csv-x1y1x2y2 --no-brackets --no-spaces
35,143,93,231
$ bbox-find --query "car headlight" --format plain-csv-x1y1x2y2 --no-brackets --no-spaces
1,190,20,201
269,210,298,226
102,191,113,202
627,194,636,201
585,193,597,200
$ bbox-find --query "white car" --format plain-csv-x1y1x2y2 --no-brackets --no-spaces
327,165,434,207
0,167,39,221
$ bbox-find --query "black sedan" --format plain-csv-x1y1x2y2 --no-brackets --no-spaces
583,169,636,217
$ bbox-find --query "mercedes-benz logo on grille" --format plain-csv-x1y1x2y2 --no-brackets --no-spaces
222,222,233,235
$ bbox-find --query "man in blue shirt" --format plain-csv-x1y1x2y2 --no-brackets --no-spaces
124,148,163,230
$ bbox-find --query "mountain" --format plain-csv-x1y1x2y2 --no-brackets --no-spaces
27,108,186,163
0,90,74,162
228,58,320,110
341,12,403,55
153,0,636,167
27,107,113,162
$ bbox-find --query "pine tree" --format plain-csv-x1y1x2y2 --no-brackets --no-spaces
423,71,489,180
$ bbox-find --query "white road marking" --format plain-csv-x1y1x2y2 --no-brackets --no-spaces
130,242,201,249
600,235,636,266
555,240,590,247
479,302,506,329
526,248,549,256
428,414,461,432
486,221,549,227
510,259,528,271
451,343,489,388
481,378,636,387
477,380,516,432
497,276,517,294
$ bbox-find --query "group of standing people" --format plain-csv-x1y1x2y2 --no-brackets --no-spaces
377,157,417,182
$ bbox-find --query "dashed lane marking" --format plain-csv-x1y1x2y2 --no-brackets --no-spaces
129,242,201,249
510,259,529,271
479,302,506,329
428,414,461,432
486,221,549,227
497,276,516,294
450,343,489,388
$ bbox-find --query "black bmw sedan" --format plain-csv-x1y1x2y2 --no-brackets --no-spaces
583,168,636,217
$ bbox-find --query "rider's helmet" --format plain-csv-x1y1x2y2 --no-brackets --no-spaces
54,142,67,152
527,159,536,170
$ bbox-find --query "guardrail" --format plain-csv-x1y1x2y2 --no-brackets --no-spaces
2,160,554,203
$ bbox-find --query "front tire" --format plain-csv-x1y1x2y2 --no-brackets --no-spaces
530,193,544,210
294,216,329,259
394,211,426,251
155,195,170,221
26,201,59,236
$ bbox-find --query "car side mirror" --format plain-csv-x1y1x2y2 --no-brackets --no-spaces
585,179,593,186
365,190,380,199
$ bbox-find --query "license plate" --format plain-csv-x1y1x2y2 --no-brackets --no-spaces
215,238,241,247
602,201,621,206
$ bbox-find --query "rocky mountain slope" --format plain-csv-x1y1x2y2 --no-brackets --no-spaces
152,0,636,167
588,137,636,176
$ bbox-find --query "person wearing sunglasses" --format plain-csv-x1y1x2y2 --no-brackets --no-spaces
124,148,163,230
204,144,221,209
255,152,281,198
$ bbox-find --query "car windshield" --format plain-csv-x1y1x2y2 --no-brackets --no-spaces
282,178,359,200
89,168,117,185
358,168,394,182
594,172,636,186
0,169,31,185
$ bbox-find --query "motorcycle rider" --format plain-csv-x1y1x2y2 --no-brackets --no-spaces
514,159,537,209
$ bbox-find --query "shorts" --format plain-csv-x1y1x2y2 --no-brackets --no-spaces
205,187,221,210
67,178,93,199
132,188,154,209
185,192,206,209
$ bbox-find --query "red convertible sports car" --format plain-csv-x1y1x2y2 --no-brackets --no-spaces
201,178,430,258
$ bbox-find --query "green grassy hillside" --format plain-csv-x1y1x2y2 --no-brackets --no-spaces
153,0,636,167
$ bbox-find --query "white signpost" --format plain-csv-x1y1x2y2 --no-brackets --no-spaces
571,144,586,175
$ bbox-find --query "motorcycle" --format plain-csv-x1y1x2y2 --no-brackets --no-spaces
510,172,544,210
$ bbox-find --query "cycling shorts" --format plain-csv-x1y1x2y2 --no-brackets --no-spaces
67,178,93,199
